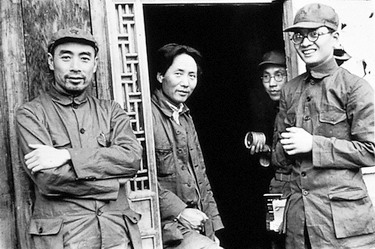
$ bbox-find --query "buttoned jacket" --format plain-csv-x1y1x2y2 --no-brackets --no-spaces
152,89,223,240
273,58,375,248
16,86,143,249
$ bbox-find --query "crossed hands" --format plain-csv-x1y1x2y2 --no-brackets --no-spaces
177,208,221,245
25,144,71,173
280,127,312,155
178,208,208,231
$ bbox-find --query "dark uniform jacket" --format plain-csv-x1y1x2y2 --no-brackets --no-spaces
16,86,143,249
152,89,224,243
272,57,375,249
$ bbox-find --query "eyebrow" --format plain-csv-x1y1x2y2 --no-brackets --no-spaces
175,68,197,75
263,69,286,74
275,69,286,73
58,50,93,57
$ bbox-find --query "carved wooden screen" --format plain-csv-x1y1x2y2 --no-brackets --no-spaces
106,1,162,248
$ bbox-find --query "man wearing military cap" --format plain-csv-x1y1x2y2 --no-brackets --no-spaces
272,3,375,248
16,27,143,249
246,50,290,249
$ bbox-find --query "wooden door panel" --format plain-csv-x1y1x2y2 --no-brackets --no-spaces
104,1,162,248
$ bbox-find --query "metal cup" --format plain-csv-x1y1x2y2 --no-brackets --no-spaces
244,131,270,167
244,131,266,149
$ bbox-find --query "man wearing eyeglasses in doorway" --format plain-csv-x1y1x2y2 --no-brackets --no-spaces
246,50,290,249
272,3,375,249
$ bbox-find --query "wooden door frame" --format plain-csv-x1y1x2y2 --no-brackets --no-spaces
100,1,281,248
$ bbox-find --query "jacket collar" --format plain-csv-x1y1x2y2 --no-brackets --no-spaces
48,83,88,106
152,88,190,118
306,57,339,80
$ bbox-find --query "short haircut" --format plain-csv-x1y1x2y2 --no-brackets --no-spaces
156,43,202,76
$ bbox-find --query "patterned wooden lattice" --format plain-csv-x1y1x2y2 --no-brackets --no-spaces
115,3,149,192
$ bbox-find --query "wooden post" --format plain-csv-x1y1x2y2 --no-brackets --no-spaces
22,0,92,99
0,0,30,248
282,0,299,80
89,0,113,100
2,0,93,248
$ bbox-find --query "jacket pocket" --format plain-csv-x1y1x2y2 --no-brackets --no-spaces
155,148,175,176
320,111,346,125
329,189,375,238
29,218,63,249
51,135,71,149
318,105,349,138
162,221,184,247
123,210,142,249
123,209,142,224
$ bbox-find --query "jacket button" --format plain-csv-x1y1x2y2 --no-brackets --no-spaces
302,190,309,196
80,128,85,134
301,172,306,177
38,227,43,233
130,216,138,224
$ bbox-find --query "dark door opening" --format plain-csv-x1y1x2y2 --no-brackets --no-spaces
144,3,285,248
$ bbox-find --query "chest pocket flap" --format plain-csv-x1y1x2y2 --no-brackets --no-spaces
319,107,346,125
29,218,63,235
328,189,367,201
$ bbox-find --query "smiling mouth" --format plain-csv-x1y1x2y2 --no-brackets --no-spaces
302,49,316,56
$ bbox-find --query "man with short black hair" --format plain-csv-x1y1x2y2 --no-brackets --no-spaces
152,43,224,249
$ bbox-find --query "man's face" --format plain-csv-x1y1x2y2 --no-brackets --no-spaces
48,42,98,95
293,27,338,68
262,65,287,102
158,53,198,105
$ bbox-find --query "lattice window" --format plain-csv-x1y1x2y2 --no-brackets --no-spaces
114,3,149,192
106,2,163,247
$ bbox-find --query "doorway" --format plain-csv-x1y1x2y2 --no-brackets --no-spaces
144,3,285,248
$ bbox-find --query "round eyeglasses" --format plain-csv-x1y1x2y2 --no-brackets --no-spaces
261,72,286,83
291,30,331,45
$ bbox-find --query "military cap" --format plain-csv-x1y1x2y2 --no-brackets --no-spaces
284,3,339,32
48,27,98,54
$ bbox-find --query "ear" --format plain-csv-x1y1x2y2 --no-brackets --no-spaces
156,73,164,83
47,53,54,70
332,31,340,47
93,56,98,73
